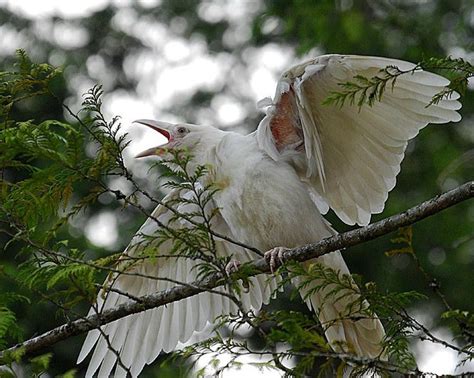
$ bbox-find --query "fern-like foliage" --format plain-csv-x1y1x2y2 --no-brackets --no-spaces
323,65,404,108
323,56,473,109
420,56,474,105
0,49,61,126
0,52,134,363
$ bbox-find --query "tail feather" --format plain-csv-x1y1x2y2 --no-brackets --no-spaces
295,251,386,360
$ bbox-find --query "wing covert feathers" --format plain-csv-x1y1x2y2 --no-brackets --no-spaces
257,54,462,225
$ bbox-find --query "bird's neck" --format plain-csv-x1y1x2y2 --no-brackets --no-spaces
186,129,231,178
187,131,255,187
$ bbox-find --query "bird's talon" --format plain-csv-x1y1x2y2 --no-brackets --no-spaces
264,247,289,273
225,259,241,276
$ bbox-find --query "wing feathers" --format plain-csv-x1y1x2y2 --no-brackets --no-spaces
391,86,461,110
86,323,117,377
389,97,461,123
161,264,176,354
78,327,100,364
120,314,142,368
146,307,165,363
80,189,273,377
257,54,462,225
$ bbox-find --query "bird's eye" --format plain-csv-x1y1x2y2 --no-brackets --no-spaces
177,126,188,135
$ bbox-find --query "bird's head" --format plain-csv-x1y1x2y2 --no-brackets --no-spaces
134,119,221,160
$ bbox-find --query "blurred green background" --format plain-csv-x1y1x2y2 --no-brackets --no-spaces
0,0,473,376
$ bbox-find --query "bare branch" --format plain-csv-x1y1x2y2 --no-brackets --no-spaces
1,181,472,362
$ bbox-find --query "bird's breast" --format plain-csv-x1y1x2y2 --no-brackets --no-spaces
213,156,332,251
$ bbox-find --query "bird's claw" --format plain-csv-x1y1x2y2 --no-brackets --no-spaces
225,259,241,276
264,247,290,273
225,259,250,292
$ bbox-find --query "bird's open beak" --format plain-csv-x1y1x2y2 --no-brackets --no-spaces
133,119,174,158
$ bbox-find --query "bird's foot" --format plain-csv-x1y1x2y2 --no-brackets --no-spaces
225,259,250,292
225,259,241,276
264,247,290,273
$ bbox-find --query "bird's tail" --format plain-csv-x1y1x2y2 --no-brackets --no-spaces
293,251,386,360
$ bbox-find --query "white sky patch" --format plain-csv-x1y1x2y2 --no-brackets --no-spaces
31,19,54,43
119,32,228,111
123,51,157,84
213,95,247,126
136,21,168,48
414,327,474,375
9,0,290,131
419,347,457,375
152,55,223,107
53,22,89,49
163,38,192,62
250,43,294,71
137,0,161,8
197,1,226,23
66,74,96,105
86,55,110,81
260,16,280,35
250,68,277,101
245,44,294,101
0,24,25,56
85,211,119,249
101,90,169,163
2,0,109,19
103,90,156,124
111,0,133,7
198,0,262,24
111,7,139,34
108,176,133,198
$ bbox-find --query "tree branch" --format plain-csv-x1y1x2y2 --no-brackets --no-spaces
1,181,473,362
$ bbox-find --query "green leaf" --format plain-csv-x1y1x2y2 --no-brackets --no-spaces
30,353,53,375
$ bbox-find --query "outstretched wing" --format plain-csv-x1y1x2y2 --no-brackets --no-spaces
78,187,276,377
257,54,462,225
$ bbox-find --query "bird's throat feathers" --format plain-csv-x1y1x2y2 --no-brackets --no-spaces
178,127,230,182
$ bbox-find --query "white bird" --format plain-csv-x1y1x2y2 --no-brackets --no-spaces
77,54,462,377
